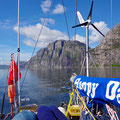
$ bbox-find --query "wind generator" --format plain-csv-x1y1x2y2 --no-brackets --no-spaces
72,1,105,78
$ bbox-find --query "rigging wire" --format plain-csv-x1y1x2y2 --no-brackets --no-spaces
73,0,78,69
80,56,86,75
21,0,74,91
110,0,113,78
61,0,71,40
21,0,71,93
20,0,52,92
111,0,112,29
74,0,78,41
89,53,101,77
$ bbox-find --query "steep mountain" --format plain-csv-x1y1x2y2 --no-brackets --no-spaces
27,40,86,69
92,23,120,67
26,23,120,69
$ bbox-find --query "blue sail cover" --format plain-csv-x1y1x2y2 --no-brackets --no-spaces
74,75,120,107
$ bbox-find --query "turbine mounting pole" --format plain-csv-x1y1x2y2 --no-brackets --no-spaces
86,23,89,104
86,24,89,77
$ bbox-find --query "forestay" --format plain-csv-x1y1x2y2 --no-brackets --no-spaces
74,75,120,107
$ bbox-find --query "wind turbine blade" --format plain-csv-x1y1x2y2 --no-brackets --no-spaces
91,23,105,37
77,11,85,24
72,22,88,28
87,1,94,20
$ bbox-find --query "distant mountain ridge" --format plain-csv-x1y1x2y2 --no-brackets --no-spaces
0,61,27,69
0,65,9,69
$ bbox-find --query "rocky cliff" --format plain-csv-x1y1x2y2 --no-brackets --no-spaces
26,23,120,69
92,23,120,67
27,40,86,69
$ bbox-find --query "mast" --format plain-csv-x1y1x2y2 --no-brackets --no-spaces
86,23,89,104
17,0,21,107
86,24,89,77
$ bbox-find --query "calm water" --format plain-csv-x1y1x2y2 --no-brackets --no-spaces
0,67,120,116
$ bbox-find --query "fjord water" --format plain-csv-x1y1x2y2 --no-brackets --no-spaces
0,68,72,115
0,67,120,115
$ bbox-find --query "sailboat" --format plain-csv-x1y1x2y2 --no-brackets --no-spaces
0,0,120,120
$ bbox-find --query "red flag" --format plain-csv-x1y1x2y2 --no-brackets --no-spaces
14,61,21,83
8,55,21,85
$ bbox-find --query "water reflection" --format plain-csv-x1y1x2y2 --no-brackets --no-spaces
1,67,120,115
89,67,120,78
20,68,73,107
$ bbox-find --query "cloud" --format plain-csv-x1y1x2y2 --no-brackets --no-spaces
0,52,31,65
52,4,65,14
0,44,31,65
40,18,55,26
23,39,35,47
20,52,31,61
23,39,49,48
75,21,109,47
13,21,109,48
0,44,7,47
41,0,51,13
0,52,15,65
73,34,86,43
0,19,13,29
89,21,109,44
13,23,68,48
0,55,10,65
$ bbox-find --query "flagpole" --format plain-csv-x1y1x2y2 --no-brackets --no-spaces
10,103,13,120
17,0,21,107
10,55,14,120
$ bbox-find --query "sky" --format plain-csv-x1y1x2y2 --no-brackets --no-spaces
0,0,119,65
